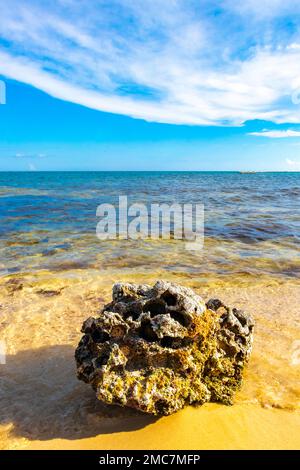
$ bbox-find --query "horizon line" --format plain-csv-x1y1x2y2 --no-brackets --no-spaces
0,170,299,173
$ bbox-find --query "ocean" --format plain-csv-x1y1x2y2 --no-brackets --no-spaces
0,171,299,282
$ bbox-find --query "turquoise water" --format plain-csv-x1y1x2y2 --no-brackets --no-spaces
0,171,299,281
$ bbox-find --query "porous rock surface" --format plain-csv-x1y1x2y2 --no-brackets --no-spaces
75,281,254,415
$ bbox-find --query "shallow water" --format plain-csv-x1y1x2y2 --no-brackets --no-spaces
0,171,299,449
0,171,299,280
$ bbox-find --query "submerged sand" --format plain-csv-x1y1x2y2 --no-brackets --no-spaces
0,270,299,450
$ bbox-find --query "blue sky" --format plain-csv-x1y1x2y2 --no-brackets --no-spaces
1,0,300,170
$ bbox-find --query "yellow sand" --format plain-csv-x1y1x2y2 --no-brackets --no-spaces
26,404,300,450
1,270,300,450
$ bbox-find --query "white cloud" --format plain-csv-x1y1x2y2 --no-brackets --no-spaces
1,1,300,125
14,152,47,158
223,0,300,19
249,130,300,138
286,158,300,168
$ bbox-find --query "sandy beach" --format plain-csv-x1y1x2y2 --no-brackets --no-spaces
26,405,300,451
1,269,299,450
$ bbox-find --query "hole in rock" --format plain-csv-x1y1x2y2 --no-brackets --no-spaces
219,340,237,358
110,325,127,339
155,399,169,415
124,311,140,321
124,303,142,320
236,335,247,345
160,336,192,349
91,329,110,343
169,311,191,327
143,300,166,316
236,351,244,361
95,352,110,368
161,291,177,306
139,321,158,342
81,334,90,346
125,354,148,372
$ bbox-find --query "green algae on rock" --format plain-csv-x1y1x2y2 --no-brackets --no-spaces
75,281,254,416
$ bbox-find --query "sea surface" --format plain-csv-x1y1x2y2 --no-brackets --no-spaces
0,171,299,282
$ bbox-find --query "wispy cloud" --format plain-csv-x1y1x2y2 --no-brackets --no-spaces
286,158,300,168
249,130,300,138
1,1,300,125
14,152,47,158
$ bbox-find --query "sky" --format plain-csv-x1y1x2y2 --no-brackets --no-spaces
1,0,300,171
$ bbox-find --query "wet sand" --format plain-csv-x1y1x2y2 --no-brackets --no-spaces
1,270,300,450
27,405,300,450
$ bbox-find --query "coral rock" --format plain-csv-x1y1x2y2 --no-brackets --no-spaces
75,281,254,415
